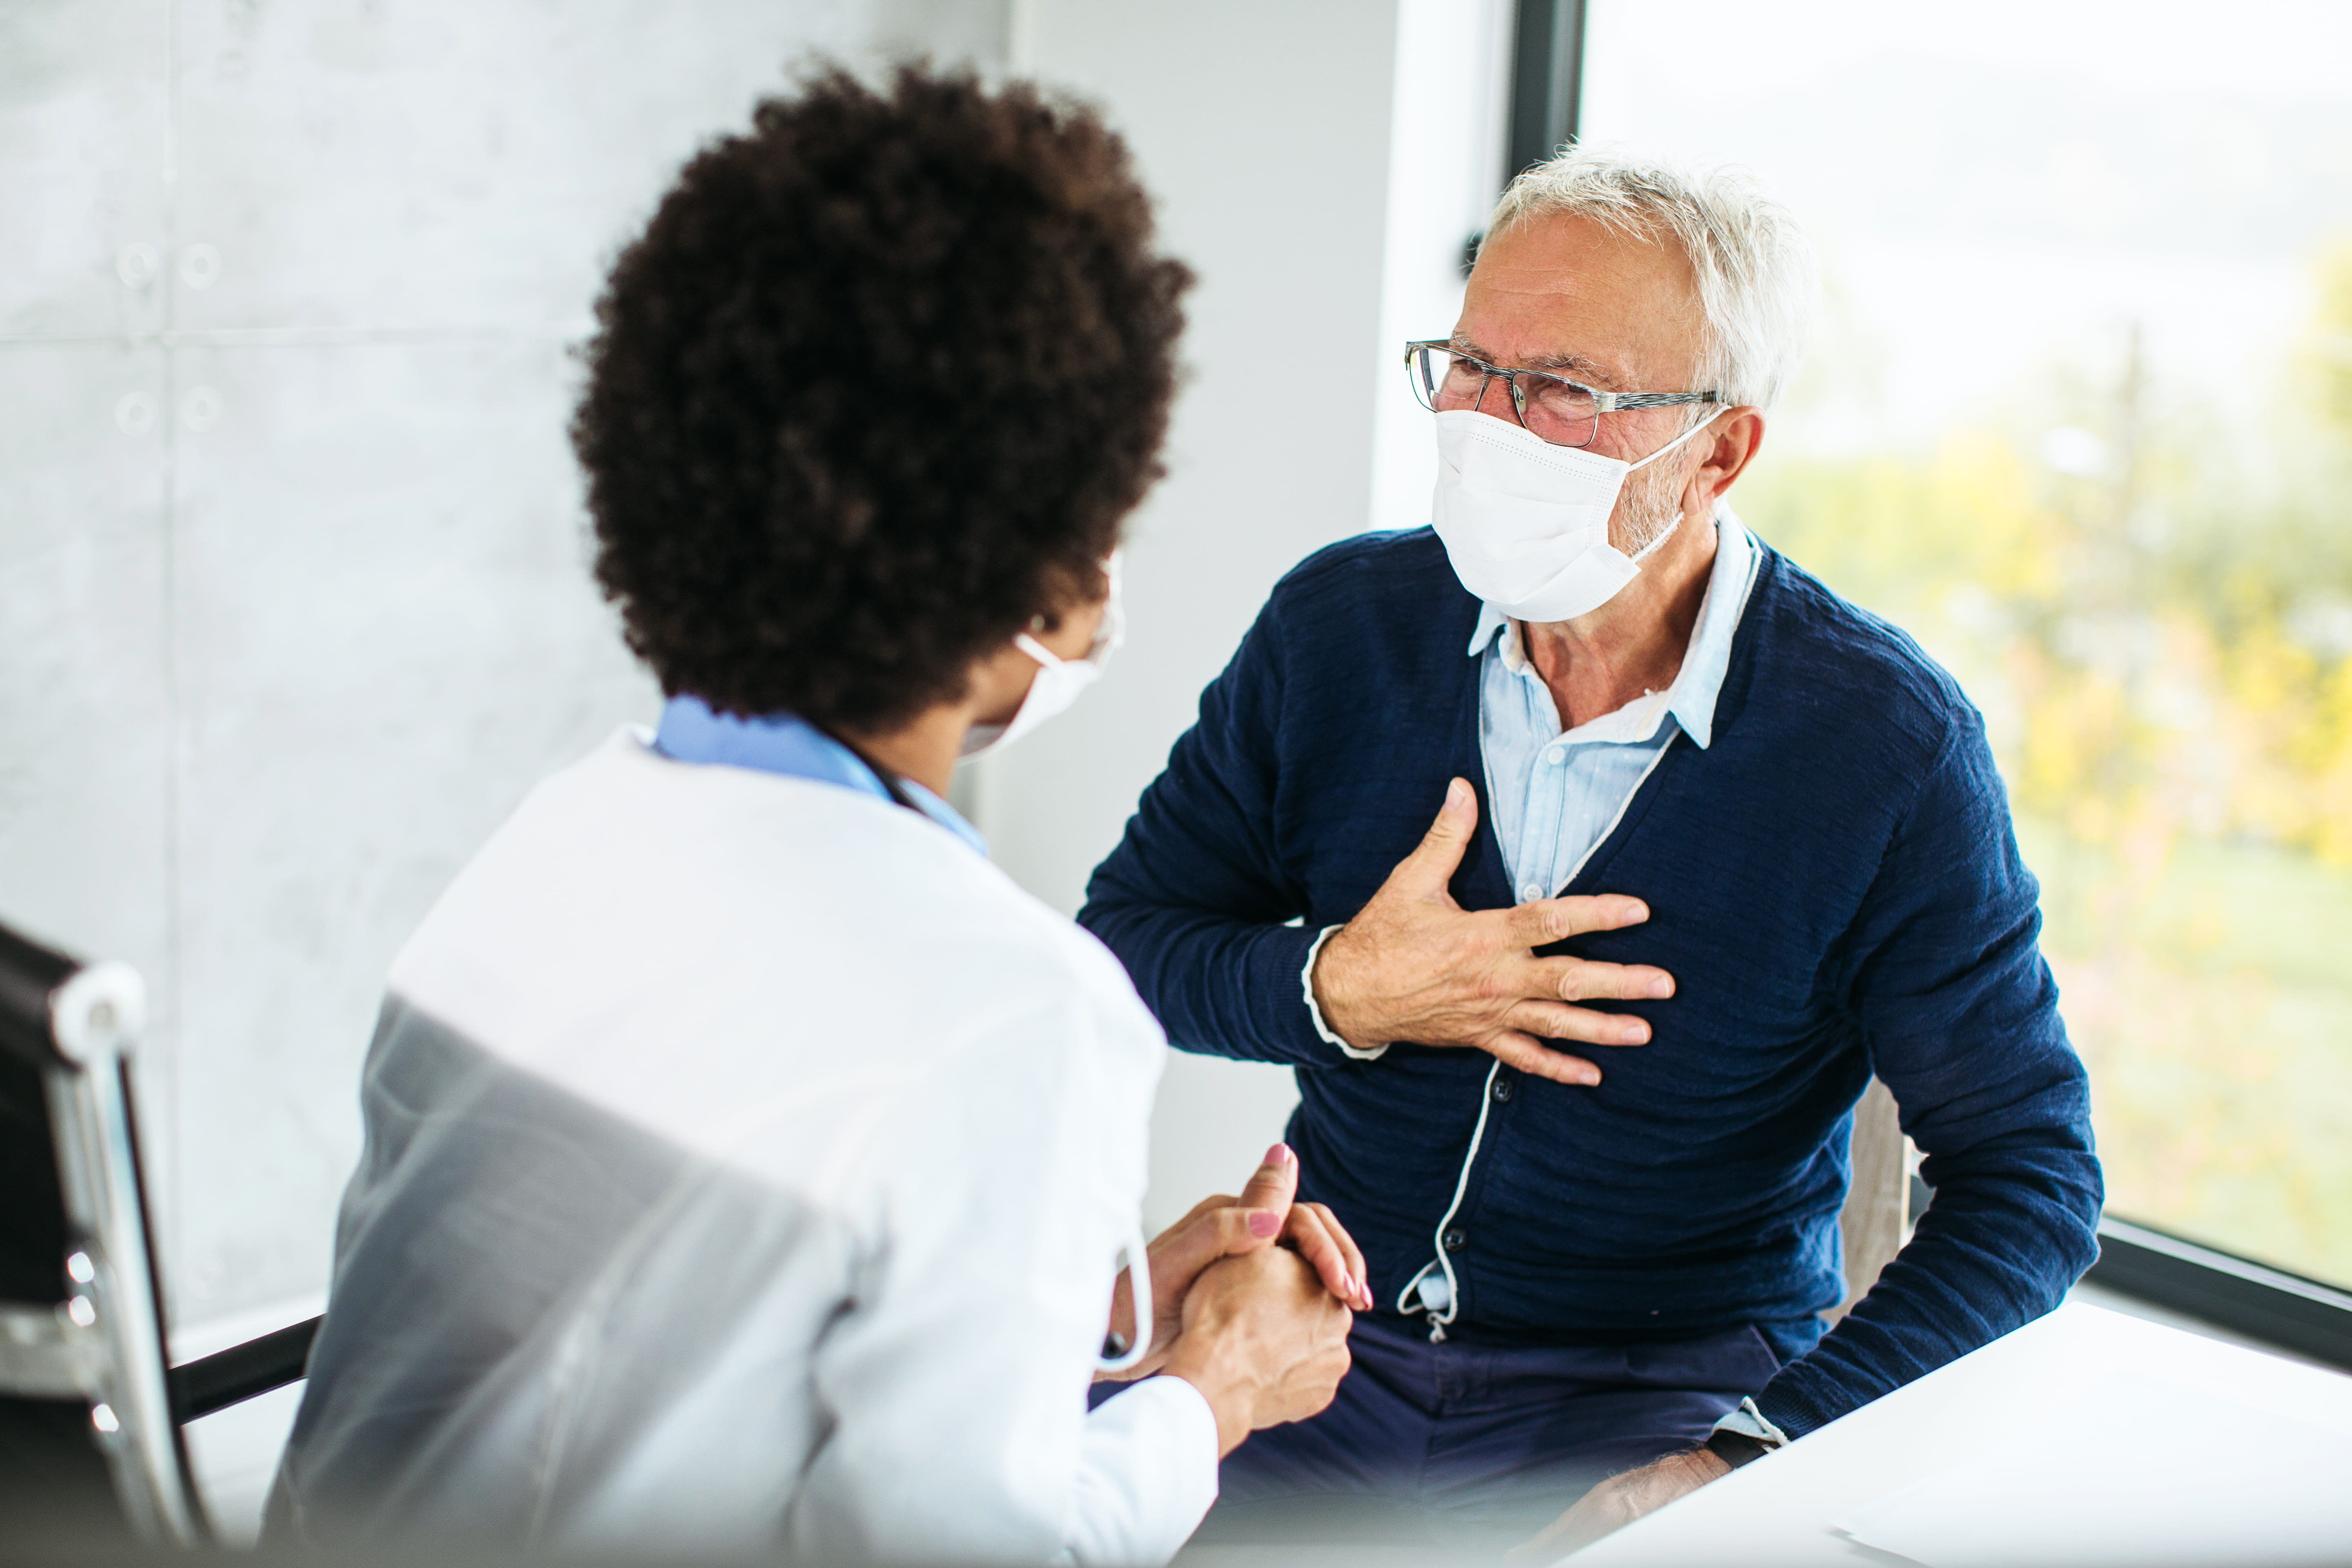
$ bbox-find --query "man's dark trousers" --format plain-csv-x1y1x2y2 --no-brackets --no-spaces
1102,1310,1782,1546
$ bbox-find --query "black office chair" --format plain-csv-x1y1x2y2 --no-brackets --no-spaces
0,918,322,1545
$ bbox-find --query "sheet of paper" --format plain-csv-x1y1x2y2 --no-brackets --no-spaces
1830,1371,2352,1567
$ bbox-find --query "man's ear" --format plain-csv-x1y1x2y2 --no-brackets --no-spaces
1692,408,1765,508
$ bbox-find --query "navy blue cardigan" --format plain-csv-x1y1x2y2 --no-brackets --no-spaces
1078,528,2102,1437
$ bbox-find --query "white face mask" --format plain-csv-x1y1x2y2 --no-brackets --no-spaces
959,554,1125,757
1430,409,1716,623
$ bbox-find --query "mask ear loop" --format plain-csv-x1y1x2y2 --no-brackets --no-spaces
1629,514,1683,566
1018,556,1124,671
1014,632,1070,669
1097,1221,1155,1375
1621,411,1724,566
1622,407,1723,475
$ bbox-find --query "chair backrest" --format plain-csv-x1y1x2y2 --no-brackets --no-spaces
1826,1075,1912,1323
0,920,205,1544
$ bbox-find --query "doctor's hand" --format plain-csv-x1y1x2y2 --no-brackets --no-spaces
1309,777,1673,1086
1161,1245,1354,1457
1102,1144,1371,1381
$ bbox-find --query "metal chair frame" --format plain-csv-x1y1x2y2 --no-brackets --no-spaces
0,921,318,1545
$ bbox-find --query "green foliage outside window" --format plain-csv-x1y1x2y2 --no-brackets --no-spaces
1743,246,2352,1287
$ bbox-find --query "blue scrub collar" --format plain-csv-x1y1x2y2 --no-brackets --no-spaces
652,695,987,856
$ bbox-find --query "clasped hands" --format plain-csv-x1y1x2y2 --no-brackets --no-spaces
1100,1142,1363,1456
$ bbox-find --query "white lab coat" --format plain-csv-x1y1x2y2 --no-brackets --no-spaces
267,729,1220,1561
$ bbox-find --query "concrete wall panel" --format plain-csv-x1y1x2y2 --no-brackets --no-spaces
0,0,1009,1332
0,1,172,338
165,336,654,1317
169,0,1006,336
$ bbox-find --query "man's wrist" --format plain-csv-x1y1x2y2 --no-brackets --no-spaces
1159,1333,1257,1457
1302,924,1388,1061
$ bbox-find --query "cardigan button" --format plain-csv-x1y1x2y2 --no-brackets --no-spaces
1442,1227,1467,1252
1492,1076,1514,1102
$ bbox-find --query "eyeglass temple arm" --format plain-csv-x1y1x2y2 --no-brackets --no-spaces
1599,390,1723,411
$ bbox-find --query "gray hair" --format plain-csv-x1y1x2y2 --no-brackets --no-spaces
1487,145,1816,413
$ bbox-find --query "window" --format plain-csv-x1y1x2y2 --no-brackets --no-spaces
1581,2,2352,1292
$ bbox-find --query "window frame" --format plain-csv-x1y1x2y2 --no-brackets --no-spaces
1506,0,1587,183
2086,1218,2352,1372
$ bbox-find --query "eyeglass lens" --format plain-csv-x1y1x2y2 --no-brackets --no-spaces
1407,345,1600,449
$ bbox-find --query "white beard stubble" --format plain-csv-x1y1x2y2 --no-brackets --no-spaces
1610,450,1690,560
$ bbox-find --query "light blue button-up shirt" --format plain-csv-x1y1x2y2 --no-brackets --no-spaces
1302,512,1764,1065
1474,512,1760,902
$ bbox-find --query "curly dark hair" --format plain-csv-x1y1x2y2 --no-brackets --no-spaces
572,64,1190,731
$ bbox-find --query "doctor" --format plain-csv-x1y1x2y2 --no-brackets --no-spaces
267,66,1359,1563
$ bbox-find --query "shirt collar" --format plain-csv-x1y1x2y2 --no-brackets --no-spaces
1464,508,1760,751
651,695,988,855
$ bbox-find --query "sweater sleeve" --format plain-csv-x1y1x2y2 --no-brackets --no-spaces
1753,709,2103,1439
1077,602,1352,1068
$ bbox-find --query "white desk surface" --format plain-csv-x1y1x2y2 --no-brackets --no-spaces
1568,1301,2352,1567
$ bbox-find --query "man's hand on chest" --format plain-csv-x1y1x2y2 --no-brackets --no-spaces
1308,776,1676,1085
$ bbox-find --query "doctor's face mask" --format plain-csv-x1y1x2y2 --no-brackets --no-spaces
960,554,1125,757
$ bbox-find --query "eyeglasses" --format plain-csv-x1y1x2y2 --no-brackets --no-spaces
1404,340,1722,449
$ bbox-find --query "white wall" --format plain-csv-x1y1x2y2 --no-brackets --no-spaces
984,0,1510,1227
1370,0,1517,537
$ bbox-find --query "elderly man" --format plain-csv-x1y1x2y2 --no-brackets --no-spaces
1078,148,2101,1550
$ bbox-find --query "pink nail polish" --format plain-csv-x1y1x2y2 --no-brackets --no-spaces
1247,1210,1281,1237
1265,1143,1292,1167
